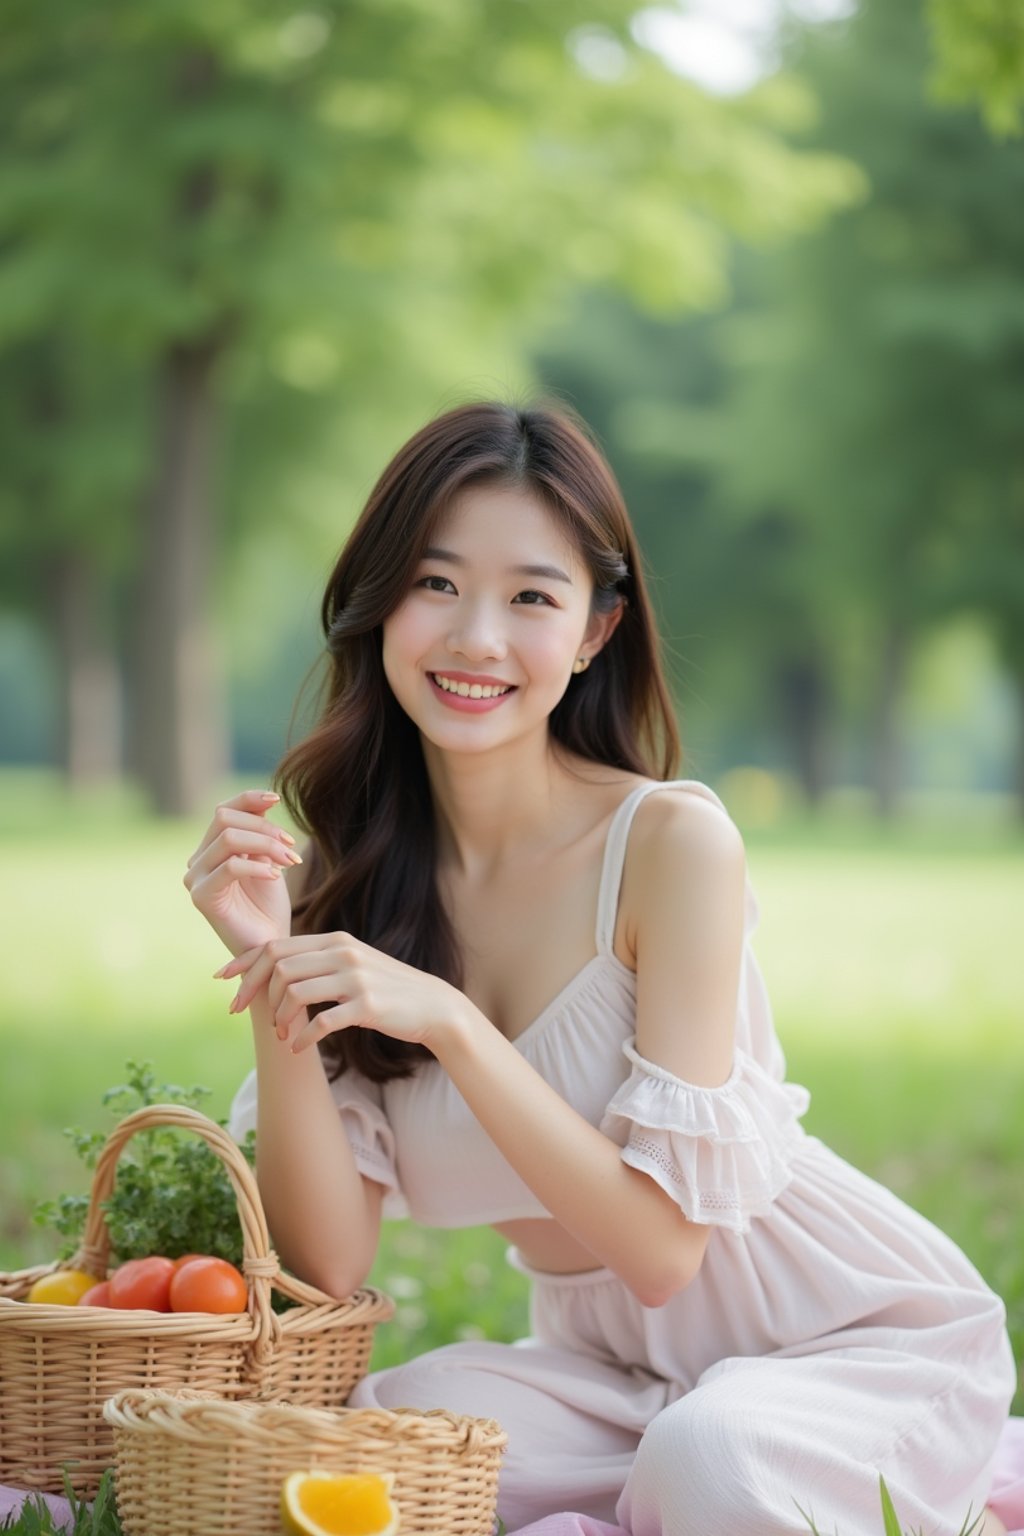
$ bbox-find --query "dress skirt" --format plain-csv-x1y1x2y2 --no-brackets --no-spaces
348,1137,1017,1536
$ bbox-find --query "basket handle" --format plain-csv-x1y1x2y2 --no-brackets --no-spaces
73,1103,283,1351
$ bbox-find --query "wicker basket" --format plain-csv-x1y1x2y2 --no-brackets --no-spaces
104,1388,508,1536
0,1104,394,1497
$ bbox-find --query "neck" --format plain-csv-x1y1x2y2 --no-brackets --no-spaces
423,733,587,881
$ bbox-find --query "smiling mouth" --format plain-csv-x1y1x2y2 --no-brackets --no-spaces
429,673,517,699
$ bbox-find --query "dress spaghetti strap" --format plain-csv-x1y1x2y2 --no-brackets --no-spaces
594,779,731,959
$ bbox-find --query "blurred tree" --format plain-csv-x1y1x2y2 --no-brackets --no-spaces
0,345,145,787
537,0,1024,812
0,28,147,787
928,0,1024,135
0,0,857,810
711,0,1024,813
533,274,849,801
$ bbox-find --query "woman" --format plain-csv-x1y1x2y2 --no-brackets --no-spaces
185,399,1016,1535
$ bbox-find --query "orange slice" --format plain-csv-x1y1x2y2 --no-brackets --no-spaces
280,1470,399,1536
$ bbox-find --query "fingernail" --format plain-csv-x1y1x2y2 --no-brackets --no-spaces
260,792,280,802
286,851,303,865
212,964,229,979
279,832,296,846
229,994,242,1014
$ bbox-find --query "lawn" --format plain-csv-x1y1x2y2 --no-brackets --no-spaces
0,770,1021,1408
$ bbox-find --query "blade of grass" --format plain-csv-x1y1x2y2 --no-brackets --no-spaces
879,1476,904,1536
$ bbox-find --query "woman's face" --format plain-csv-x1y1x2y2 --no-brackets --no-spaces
382,482,615,753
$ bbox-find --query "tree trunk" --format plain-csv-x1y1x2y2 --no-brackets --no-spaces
778,655,833,806
868,619,909,819
49,551,123,787
130,338,229,816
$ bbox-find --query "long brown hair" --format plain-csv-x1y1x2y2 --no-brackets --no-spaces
275,398,681,1083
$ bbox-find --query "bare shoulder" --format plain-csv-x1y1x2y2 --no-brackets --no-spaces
633,784,746,868
621,785,746,961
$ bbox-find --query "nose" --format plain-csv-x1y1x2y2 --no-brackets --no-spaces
446,596,508,664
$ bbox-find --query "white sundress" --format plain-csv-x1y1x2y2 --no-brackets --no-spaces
228,779,1017,1536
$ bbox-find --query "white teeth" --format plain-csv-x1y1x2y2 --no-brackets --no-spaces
432,674,511,699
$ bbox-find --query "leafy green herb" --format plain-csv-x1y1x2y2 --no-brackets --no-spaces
33,1061,256,1271
0,1469,121,1536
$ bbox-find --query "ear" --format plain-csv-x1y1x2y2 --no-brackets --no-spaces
579,596,626,664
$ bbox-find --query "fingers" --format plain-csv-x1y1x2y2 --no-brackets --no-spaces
290,1001,359,1054
228,944,344,1020
185,791,296,870
273,972,346,1041
225,788,282,813
184,825,302,893
226,948,276,1011
213,945,263,979
187,811,296,869
188,856,283,907
214,935,314,981
217,938,365,1049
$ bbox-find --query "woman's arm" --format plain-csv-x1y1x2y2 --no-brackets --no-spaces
246,850,387,1299
431,792,747,1308
247,985,386,1298
186,794,392,1296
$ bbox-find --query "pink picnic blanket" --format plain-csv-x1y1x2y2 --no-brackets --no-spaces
2,1417,1022,1533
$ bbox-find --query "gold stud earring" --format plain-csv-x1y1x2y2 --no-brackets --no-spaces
572,656,591,674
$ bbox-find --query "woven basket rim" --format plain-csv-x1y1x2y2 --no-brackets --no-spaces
0,1277,394,1334
103,1388,509,1451
0,1103,396,1338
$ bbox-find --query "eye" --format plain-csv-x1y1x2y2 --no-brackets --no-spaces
512,590,555,606
416,575,455,593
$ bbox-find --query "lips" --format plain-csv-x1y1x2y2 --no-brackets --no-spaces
427,673,517,711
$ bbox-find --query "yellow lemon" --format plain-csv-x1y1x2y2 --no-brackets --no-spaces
26,1269,102,1306
281,1470,399,1536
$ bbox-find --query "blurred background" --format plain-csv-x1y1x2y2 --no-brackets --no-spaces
1,0,1021,1404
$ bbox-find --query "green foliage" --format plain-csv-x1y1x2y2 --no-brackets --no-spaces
0,0,865,809
928,0,1024,135
795,1472,986,1535
0,0,861,479
554,0,1024,801
32,1061,256,1269
0,1470,120,1536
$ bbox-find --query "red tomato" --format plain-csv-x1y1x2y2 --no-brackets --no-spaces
77,1280,112,1307
108,1256,176,1311
169,1256,248,1315
171,1253,207,1273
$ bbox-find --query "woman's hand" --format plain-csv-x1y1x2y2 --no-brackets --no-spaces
184,789,301,958
215,932,465,1055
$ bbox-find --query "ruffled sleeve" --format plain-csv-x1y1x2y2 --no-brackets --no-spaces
227,1067,408,1221
598,1037,810,1234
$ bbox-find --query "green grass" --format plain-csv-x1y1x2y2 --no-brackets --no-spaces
1,769,1021,1407
0,1473,990,1536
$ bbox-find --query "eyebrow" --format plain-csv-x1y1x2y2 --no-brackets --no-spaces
421,547,573,584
